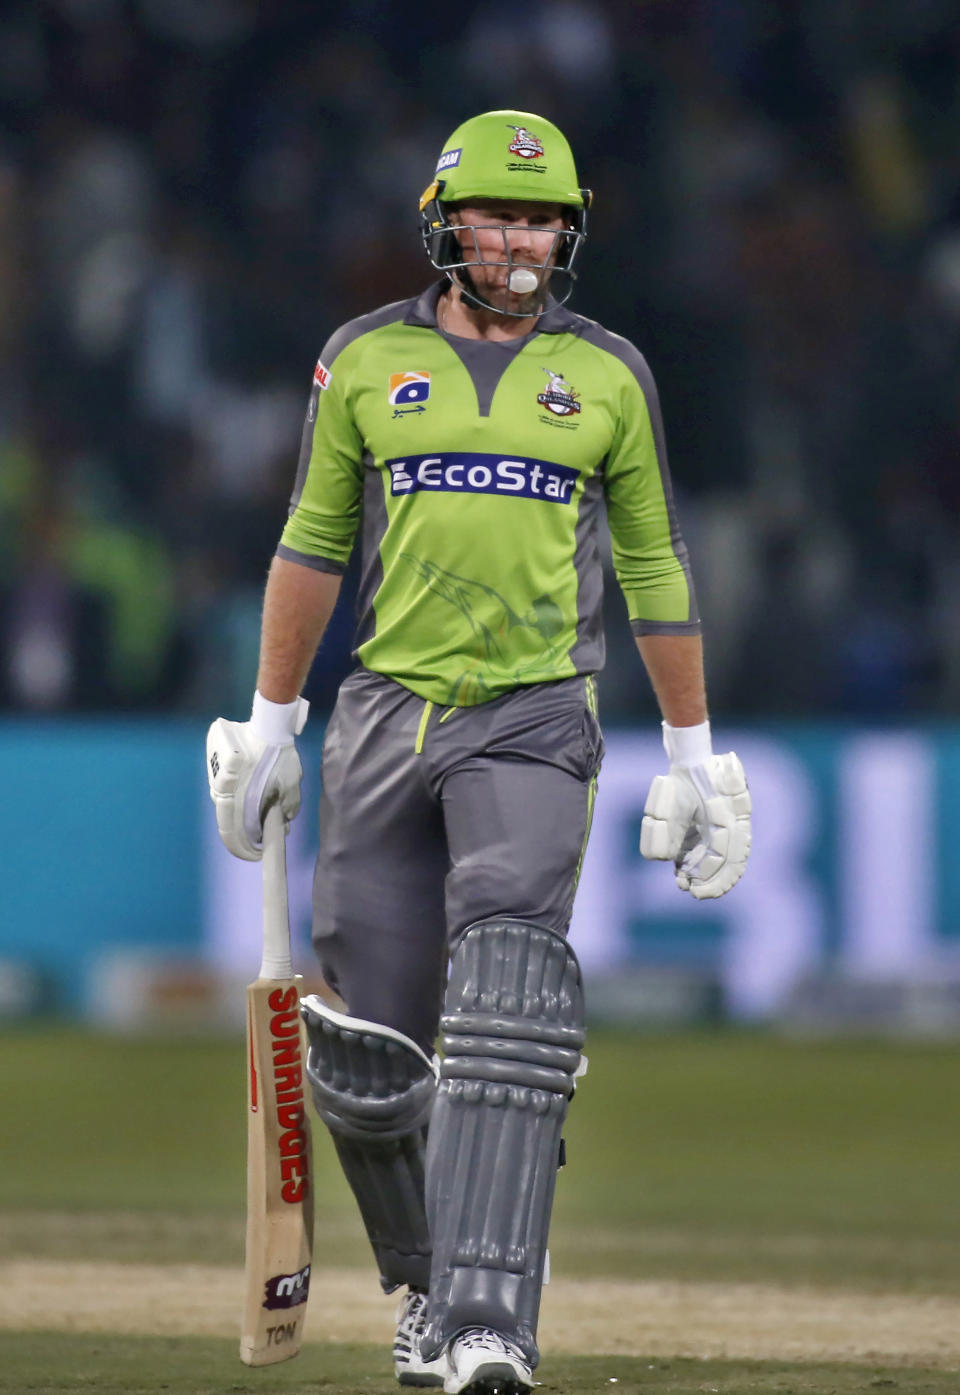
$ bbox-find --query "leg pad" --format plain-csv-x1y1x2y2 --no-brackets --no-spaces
421,920,585,1366
302,996,438,1291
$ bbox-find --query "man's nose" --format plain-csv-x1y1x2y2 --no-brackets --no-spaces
504,222,538,255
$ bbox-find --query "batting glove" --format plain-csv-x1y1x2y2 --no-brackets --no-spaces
640,720,751,899
206,691,309,861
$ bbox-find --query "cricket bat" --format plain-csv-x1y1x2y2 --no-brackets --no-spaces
240,801,314,1366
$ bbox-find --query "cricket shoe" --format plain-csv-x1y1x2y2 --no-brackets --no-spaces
394,1288,448,1387
443,1327,534,1395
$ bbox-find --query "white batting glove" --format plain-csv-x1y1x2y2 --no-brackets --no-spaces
206,691,309,861
640,720,751,899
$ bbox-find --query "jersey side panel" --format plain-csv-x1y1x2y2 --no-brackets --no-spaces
279,301,417,572
574,322,701,635
353,454,389,653
506,331,621,680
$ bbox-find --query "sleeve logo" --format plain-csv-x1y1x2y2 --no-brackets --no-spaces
313,360,332,389
389,371,431,418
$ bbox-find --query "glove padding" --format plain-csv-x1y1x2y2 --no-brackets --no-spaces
206,717,304,861
640,752,751,899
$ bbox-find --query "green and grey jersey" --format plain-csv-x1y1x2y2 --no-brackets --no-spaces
279,281,699,707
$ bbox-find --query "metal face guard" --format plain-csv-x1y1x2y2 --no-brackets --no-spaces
421,194,589,317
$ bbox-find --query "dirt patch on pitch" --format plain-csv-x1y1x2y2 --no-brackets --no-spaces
2,1260,959,1369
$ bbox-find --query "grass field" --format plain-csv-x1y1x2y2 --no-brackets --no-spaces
1,1025,958,1393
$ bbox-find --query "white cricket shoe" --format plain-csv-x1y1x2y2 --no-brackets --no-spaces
394,1289,448,1387
443,1327,534,1395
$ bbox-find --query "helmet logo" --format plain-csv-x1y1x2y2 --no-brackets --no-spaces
507,125,544,160
537,367,581,417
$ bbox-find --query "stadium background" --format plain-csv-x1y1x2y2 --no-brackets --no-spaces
1,0,959,1025
1,4,959,1390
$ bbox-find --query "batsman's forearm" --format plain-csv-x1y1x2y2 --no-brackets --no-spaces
256,556,342,703
635,634,708,728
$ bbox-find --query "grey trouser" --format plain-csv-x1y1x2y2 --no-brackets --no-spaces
312,668,603,1053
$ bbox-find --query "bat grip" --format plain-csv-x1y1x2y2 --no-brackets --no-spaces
260,802,294,980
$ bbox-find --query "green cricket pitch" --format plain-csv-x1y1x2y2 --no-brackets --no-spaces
1,1026,958,1394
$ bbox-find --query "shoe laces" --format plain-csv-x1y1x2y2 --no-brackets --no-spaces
457,1327,525,1361
397,1288,428,1336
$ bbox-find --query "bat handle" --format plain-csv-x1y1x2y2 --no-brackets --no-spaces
260,802,294,980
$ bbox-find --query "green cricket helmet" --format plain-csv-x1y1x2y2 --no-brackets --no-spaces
420,109,592,316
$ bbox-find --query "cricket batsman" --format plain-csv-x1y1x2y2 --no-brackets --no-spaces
207,109,751,1394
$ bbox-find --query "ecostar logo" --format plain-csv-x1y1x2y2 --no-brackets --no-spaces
267,986,310,1204
387,452,578,503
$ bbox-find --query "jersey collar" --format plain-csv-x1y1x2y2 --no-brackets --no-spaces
405,280,581,335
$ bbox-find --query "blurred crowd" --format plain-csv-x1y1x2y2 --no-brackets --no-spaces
1,0,959,720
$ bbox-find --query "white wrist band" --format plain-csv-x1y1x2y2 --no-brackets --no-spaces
662,719,712,767
250,690,310,744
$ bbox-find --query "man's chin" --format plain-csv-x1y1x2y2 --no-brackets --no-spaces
454,270,548,317
483,283,543,312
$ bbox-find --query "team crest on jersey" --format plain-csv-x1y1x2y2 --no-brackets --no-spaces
389,371,431,418
508,125,544,159
537,367,581,418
